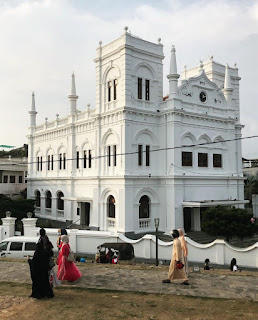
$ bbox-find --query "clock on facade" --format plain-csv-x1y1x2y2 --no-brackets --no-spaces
199,91,207,103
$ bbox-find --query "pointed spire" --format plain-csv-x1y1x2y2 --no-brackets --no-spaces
68,72,79,115
31,92,36,112
224,64,233,89
167,45,180,98
29,91,37,128
71,72,77,96
169,45,178,75
223,64,233,107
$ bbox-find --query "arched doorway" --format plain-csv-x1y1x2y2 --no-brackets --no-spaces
139,195,150,219
107,195,115,218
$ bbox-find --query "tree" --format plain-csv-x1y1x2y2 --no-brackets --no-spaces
0,194,35,222
244,172,258,207
201,206,256,242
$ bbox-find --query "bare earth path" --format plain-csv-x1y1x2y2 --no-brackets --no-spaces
0,260,257,301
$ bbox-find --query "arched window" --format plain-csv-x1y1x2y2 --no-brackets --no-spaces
35,190,41,207
57,191,64,210
45,191,52,209
139,195,150,219
107,195,115,218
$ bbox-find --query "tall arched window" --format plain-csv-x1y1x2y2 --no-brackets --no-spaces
139,195,150,219
35,190,41,207
45,191,52,209
57,191,64,210
107,195,115,218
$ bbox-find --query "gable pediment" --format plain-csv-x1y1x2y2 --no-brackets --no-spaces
178,70,226,108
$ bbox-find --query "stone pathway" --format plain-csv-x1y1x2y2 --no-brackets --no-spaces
0,260,257,301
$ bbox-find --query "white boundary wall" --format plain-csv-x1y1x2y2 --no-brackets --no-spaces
1,221,257,268
30,227,258,268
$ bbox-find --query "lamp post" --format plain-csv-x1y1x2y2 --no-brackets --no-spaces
154,218,160,266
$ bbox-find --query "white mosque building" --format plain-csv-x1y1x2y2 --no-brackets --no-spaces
27,27,247,235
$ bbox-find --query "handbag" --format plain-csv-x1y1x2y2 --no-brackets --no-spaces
176,261,184,269
67,249,75,262
49,257,55,269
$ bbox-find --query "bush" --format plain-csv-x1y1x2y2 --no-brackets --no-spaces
0,194,35,221
201,206,256,242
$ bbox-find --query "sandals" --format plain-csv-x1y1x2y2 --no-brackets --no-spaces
181,281,189,285
162,279,171,283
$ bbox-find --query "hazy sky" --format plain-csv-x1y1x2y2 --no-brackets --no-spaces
0,0,257,157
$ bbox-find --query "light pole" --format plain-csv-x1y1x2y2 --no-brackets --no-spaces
154,218,160,266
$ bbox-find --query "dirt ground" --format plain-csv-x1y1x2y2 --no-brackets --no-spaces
0,282,257,320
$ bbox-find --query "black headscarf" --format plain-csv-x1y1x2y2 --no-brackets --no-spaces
172,229,179,239
38,228,54,256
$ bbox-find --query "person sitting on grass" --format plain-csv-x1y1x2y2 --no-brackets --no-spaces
204,258,213,270
230,258,241,272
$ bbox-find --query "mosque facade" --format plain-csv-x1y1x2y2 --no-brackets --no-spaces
27,28,247,234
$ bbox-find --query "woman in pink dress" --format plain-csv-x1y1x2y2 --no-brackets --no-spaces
57,235,82,282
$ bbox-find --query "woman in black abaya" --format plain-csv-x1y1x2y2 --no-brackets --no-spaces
28,242,54,299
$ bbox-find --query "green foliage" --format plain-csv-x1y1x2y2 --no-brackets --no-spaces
0,194,35,221
244,173,258,207
201,206,256,241
0,145,28,158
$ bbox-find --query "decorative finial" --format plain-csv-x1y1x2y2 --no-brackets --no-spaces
171,44,175,51
209,55,213,60
233,63,237,69
184,65,187,70
27,212,33,218
157,38,161,44
45,117,48,123
5,211,11,218
99,41,102,46
56,113,59,119
124,26,128,32
87,103,90,108
199,60,204,69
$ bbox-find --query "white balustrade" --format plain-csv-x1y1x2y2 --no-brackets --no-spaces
45,208,52,216
139,218,151,229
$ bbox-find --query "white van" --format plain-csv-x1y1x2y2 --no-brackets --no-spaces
0,236,38,259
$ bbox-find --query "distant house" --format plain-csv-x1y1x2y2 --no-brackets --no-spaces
242,157,258,176
0,156,27,198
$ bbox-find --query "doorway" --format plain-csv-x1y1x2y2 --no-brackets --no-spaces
183,207,191,232
81,202,90,226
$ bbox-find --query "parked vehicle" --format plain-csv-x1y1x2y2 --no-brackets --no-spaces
0,236,38,259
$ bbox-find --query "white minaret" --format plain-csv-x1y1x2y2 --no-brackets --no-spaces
167,45,180,97
68,72,78,115
223,64,233,107
29,92,37,127
28,92,37,180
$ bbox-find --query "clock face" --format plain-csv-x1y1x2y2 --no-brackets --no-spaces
199,91,207,103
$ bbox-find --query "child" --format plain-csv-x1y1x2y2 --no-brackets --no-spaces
230,258,241,272
204,258,213,270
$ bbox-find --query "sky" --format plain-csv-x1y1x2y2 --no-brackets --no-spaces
0,0,257,158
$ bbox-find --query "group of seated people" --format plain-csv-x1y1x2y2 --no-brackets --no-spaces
203,257,241,271
95,247,118,264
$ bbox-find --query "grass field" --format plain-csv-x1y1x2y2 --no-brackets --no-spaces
0,282,257,320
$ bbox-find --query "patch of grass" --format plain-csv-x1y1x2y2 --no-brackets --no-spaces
0,281,258,320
